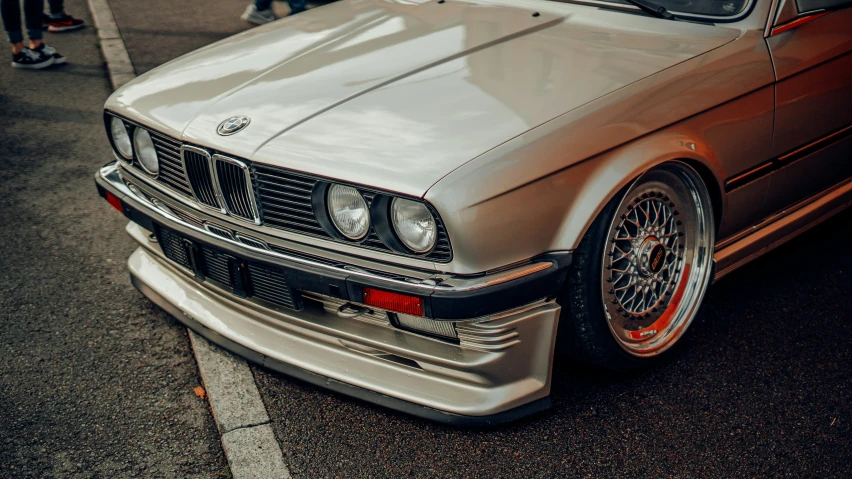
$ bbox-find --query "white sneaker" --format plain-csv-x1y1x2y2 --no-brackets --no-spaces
241,4,277,25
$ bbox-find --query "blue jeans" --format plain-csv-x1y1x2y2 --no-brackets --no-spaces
1,0,43,44
255,0,306,14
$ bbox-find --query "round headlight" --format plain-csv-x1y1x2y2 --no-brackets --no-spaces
110,117,133,160
391,198,437,253
133,128,159,175
327,184,370,240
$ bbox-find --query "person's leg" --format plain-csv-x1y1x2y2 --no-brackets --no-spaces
287,0,306,15
3,0,54,68
47,0,64,18
23,0,44,48
45,0,84,32
254,0,273,10
1,0,25,51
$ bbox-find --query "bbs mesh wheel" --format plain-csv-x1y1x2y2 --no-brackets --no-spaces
558,162,715,370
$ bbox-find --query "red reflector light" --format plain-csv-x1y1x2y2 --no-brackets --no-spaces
105,192,123,213
362,288,424,316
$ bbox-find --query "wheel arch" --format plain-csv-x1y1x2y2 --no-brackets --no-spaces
550,139,725,253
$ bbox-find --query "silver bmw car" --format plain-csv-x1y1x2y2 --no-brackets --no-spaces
94,0,852,424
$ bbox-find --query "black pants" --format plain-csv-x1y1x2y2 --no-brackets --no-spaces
47,0,63,15
1,0,44,44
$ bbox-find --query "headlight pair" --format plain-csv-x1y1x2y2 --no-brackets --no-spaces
108,116,159,176
317,183,438,254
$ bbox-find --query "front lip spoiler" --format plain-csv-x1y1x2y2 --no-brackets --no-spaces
96,161,572,319
131,271,551,426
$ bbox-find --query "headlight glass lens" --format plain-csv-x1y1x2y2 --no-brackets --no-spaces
391,198,436,253
133,128,159,175
110,117,133,159
327,184,370,240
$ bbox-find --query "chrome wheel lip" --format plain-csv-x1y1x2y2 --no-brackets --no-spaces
600,163,715,358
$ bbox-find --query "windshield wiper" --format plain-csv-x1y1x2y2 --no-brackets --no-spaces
621,0,675,19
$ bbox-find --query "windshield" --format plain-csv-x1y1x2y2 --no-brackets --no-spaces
599,0,750,17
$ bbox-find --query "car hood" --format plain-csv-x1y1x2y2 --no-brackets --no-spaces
106,0,739,197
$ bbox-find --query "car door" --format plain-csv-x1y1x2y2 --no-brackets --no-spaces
764,0,852,213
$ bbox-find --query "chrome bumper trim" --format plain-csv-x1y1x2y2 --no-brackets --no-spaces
100,162,560,295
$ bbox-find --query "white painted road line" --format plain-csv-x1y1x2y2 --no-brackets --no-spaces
85,0,290,475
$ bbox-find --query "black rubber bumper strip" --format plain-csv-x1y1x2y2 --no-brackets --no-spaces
96,167,572,320
130,273,551,426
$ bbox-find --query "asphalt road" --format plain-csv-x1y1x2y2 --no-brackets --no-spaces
0,1,228,477
2,1,850,477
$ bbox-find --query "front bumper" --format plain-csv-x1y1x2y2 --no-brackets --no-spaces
97,162,569,424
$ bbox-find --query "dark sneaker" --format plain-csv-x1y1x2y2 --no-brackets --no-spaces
47,14,85,32
42,13,51,29
33,43,66,65
11,48,55,69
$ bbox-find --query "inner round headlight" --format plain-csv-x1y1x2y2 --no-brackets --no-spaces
327,184,370,240
391,198,437,253
110,117,133,160
133,128,159,175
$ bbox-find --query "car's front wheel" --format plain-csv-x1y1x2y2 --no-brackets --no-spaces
558,161,715,370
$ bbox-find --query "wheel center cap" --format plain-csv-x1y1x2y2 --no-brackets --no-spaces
638,238,666,276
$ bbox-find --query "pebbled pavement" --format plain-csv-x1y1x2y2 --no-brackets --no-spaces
0,1,228,476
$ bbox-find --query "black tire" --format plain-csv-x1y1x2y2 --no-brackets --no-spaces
556,162,715,371
556,189,648,370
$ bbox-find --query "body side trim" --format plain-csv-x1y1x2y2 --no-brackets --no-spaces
724,121,852,192
714,178,852,279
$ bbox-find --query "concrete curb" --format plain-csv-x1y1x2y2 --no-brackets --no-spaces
190,332,290,479
86,0,290,476
87,0,135,89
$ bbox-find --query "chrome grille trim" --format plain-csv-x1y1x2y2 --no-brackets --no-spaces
180,145,224,213
149,133,193,198
212,154,261,225
204,222,236,241
235,233,270,250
